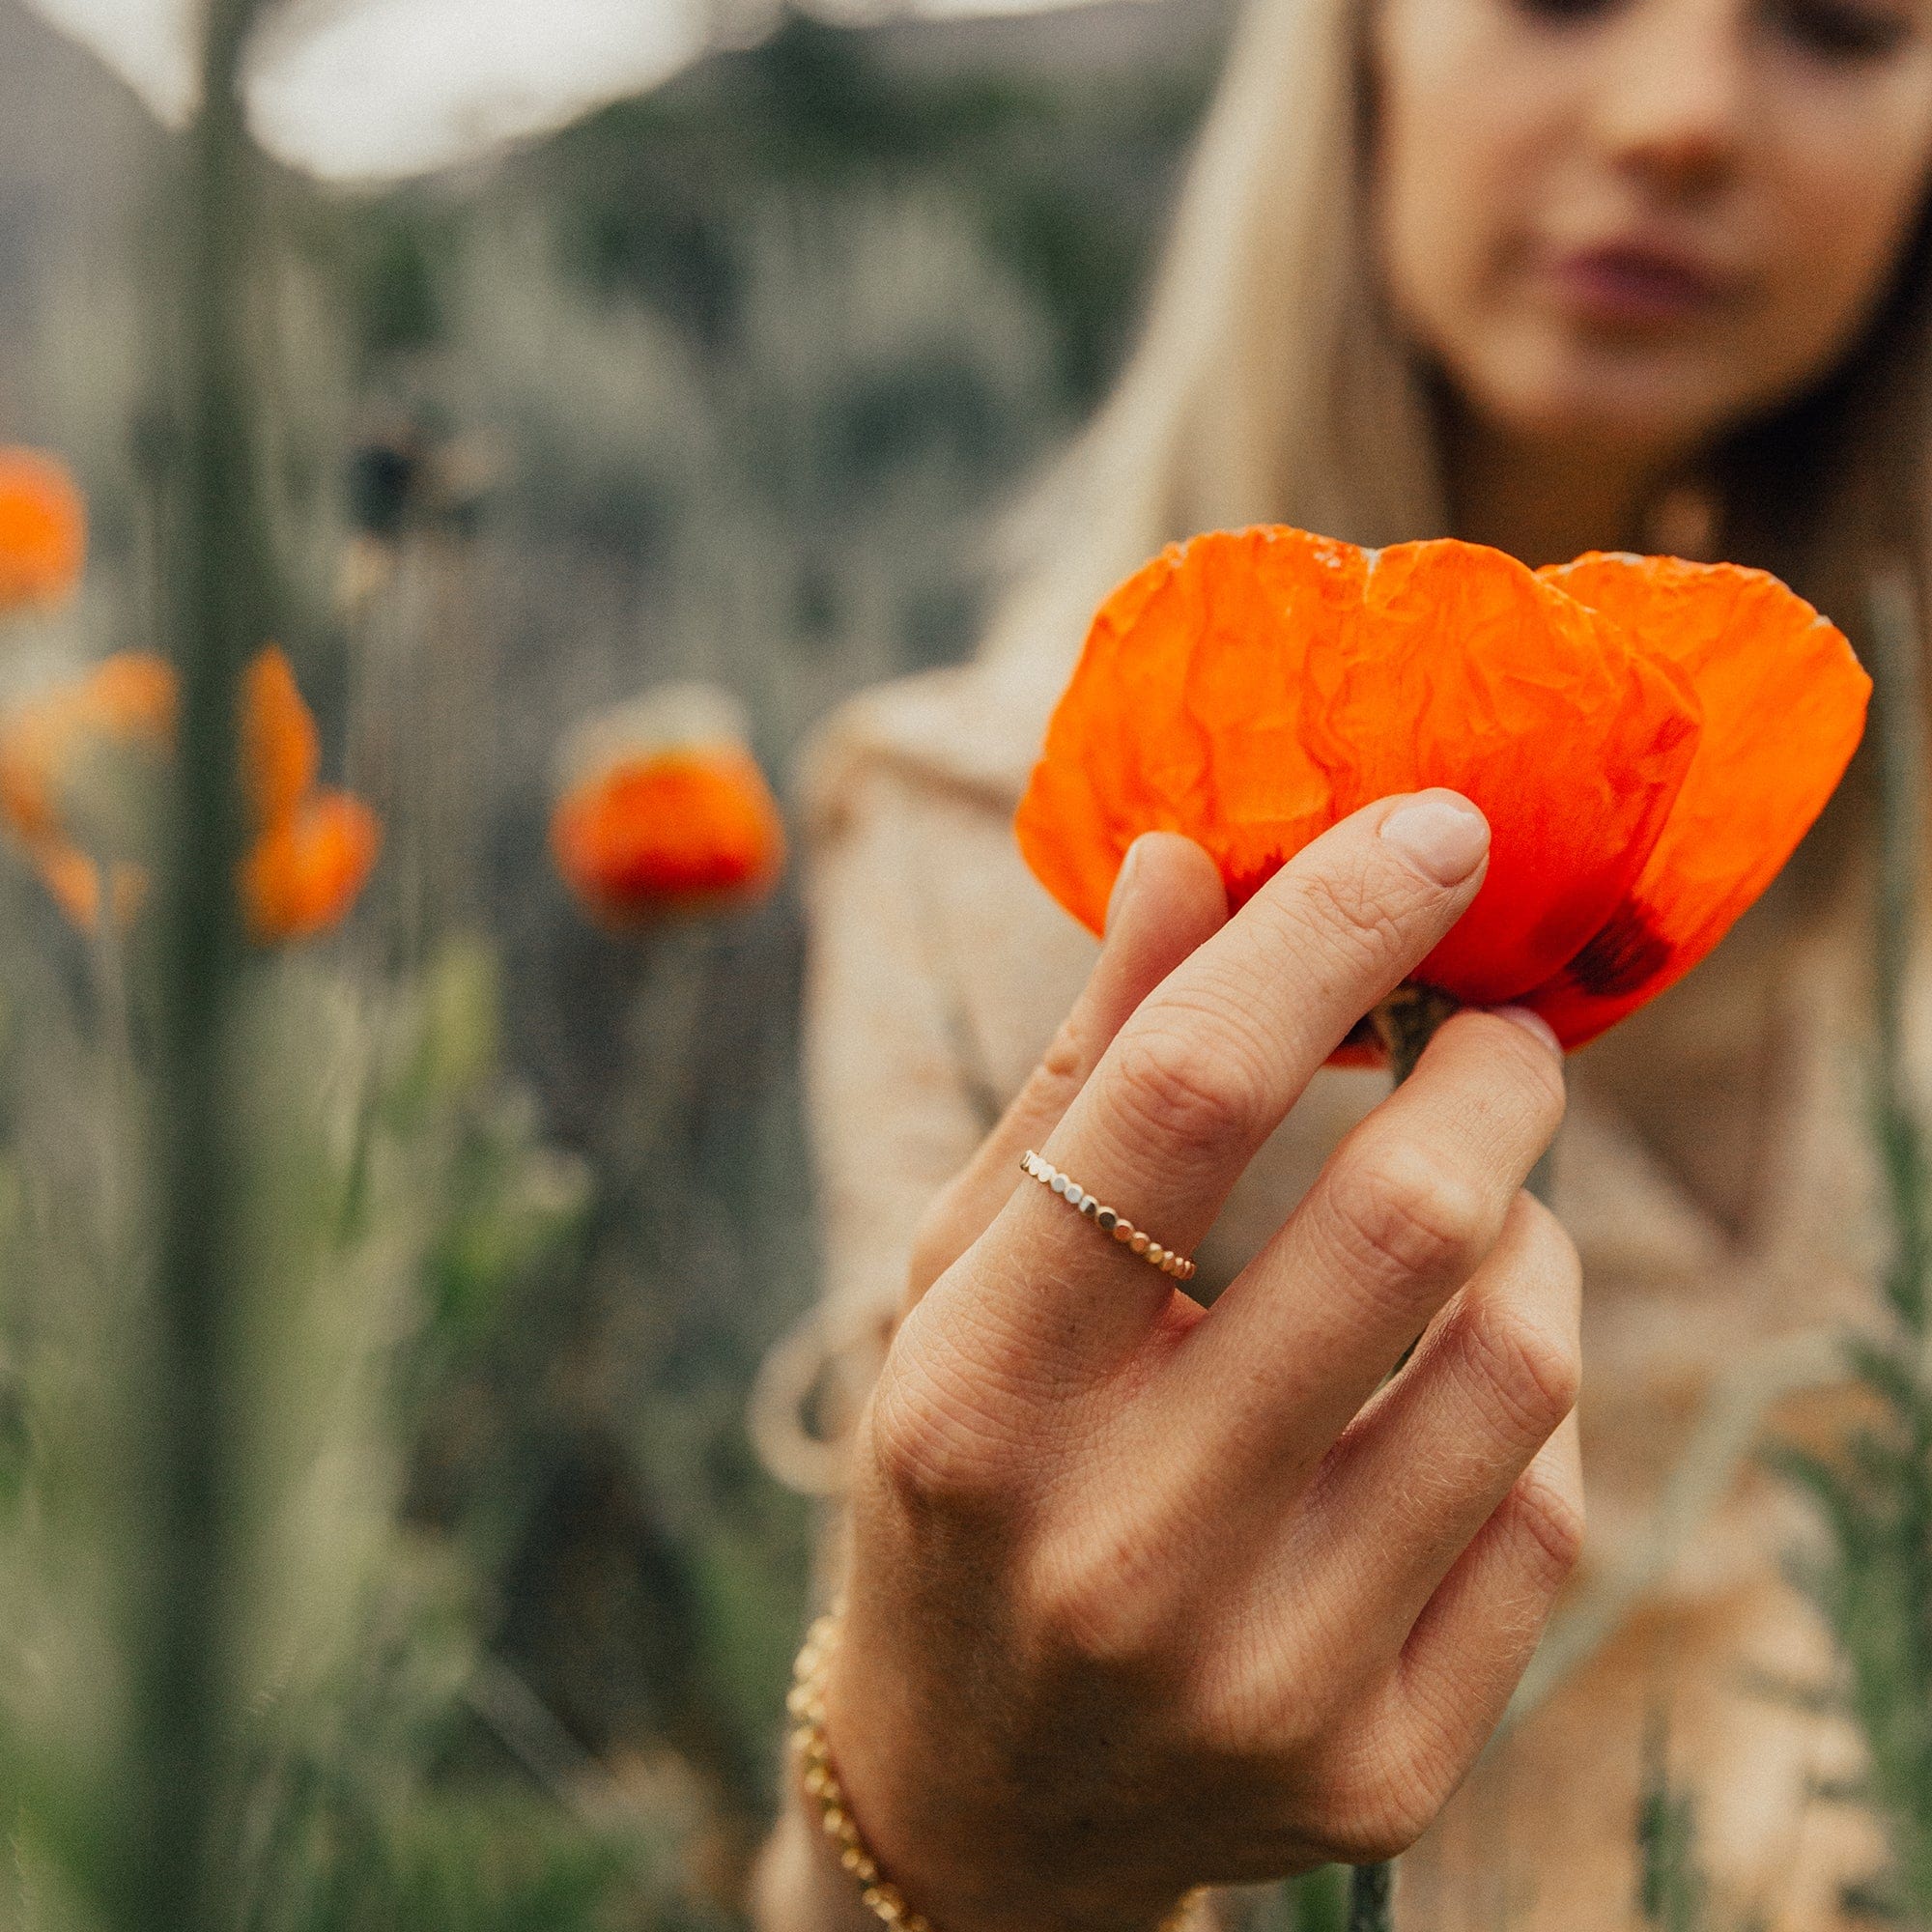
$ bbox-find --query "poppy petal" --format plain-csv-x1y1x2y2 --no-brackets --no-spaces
242,646,321,830
242,790,381,942
1524,553,1869,1046
0,448,86,614
1315,541,1704,1005
1016,528,1705,1014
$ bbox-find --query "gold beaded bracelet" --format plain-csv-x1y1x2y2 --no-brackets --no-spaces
788,1606,1204,1932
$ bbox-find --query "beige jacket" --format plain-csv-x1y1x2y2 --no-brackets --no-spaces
757,629,1904,1931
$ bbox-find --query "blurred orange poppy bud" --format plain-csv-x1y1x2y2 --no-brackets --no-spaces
0,448,87,615
1015,527,1870,1056
551,684,785,923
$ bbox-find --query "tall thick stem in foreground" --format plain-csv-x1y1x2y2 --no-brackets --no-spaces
123,4,269,1928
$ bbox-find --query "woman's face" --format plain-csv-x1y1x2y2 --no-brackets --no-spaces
1373,0,1932,466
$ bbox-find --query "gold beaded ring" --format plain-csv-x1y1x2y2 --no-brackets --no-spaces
1019,1150,1196,1282
789,1605,1205,1932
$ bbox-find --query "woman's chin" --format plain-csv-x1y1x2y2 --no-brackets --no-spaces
1470,360,1726,481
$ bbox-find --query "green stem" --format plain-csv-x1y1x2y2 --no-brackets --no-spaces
1867,571,1930,1331
1345,1858,1392,1932
1862,571,1932,1897
122,4,269,1928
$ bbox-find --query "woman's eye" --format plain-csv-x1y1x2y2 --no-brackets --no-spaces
1770,0,1916,57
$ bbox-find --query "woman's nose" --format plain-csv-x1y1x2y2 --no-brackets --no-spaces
1590,0,1749,194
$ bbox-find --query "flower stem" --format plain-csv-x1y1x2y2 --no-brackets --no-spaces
1868,570,1930,1332
1345,1856,1393,1932
1373,984,1461,1085
121,4,269,1928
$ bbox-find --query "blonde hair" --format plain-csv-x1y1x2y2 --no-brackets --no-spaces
982,0,1932,683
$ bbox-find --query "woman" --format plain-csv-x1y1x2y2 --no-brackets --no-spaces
750,0,1932,1921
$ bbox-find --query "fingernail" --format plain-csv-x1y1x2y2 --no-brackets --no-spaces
1105,837,1148,933
1378,793,1490,885
1491,1006,1562,1055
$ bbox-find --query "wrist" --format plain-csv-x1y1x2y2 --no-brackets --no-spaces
795,1608,1200,1932
752,1776,886,1932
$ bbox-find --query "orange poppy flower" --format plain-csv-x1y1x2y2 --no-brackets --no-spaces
242,644,321,828
238,646,378,942
0,645,378,942
551,685,786,923
240,790,381,942
0,651,174,931
0,448,86,616
1014,526,1869,1054
0,651,176,850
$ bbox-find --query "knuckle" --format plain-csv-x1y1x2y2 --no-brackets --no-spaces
1037,1013,1091,1091
867,1348,1021,1514
1020,1526,1180,1678
1310,1759,1442,1866
1326,1139,1490,1290
1506,1468,1587,1586
1108,1013,1270,1163
1275,864,1408,968
1456,1297,1581,1444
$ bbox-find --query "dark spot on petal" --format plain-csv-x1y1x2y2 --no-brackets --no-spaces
1563,901,1671,998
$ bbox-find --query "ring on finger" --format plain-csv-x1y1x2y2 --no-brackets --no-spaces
1020,1150,1196,1281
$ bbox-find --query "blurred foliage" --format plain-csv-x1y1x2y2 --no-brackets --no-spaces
6,3,1932,1926
0,10,1226,1926
303,14,1225,406
1761,580,1932,1927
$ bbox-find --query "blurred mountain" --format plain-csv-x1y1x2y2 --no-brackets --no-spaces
505,4,1232,404
0,0,154,422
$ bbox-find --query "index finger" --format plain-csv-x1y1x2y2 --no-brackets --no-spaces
903,833,1229,1310
977,791,1493,1367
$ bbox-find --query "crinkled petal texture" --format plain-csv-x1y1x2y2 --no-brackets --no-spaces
1015,526,1869,1053
1524,552,1870,1045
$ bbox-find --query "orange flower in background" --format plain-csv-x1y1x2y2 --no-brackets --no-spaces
239,646,379,941
1015,526,1870,1054
551,684,786,923
0,650,175,929
242,644,321,827
0,645,378,941
240,792,381,942
0,447,87,615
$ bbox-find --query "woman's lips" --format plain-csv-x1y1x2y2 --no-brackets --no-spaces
1544,242,1735,326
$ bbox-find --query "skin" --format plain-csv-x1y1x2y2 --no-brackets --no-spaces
1375,0,1932,560
756,2,1932,1926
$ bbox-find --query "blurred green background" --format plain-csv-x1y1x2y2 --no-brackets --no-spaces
0,5,1236,1926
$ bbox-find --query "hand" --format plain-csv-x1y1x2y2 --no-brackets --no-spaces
816,792,1581,1932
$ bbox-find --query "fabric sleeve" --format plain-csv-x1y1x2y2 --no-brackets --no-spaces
748,746,999,1504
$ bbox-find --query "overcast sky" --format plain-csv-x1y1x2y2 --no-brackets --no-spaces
22,0,1164,180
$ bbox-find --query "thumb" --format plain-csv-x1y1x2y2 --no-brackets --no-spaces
903,832,1229,1309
